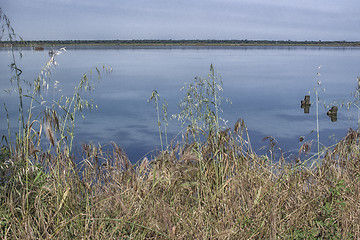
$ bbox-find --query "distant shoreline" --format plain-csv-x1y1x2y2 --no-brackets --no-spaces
1,39,360,48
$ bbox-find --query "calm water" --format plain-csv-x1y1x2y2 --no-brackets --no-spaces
1,46,360,162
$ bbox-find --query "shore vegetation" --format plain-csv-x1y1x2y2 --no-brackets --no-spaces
2,39,360,48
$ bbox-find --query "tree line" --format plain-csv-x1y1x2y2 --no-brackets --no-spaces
1,39,360,47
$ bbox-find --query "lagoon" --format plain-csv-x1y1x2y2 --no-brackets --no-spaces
1,46,360,162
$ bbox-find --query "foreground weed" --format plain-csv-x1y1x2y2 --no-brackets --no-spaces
149,90,164,151
175,64,229,142
52,64,112,155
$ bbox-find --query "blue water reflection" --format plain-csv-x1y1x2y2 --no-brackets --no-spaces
1,46,359,162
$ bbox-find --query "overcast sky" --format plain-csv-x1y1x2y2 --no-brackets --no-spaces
1,0,360,41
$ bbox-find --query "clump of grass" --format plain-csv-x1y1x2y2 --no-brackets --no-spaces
175,64,228,141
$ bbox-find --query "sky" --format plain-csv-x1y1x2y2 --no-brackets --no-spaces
1,0,360,41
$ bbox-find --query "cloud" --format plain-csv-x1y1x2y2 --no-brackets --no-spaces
2,0,360,40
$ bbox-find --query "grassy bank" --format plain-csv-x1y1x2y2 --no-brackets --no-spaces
1,123,360,239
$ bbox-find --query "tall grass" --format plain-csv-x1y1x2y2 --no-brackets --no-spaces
2,119,360,238
1,9,360,239
2,60,360,238
176,64,227,141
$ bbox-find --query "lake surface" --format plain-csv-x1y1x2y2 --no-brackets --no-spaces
1,46,360,162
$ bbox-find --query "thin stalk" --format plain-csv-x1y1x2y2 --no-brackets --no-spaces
315,67,322,158
149,90,163,151
156,99,163,151
316,81,320,157
59,80,83,154
358,105,360,131
211,65,220,135
162,100,168,148
4,104,12,154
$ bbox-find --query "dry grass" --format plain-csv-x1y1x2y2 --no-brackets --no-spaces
1,126,360,239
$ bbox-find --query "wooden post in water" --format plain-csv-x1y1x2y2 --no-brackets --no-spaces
327,106,338,122
301,95,311,114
